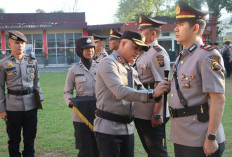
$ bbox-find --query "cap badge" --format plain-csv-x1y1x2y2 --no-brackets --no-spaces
175,4,180,15
110,29,113,35
86,38,92,44
11,35,18,40
139,16,142,24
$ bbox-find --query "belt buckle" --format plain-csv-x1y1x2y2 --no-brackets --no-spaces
169,108,173,118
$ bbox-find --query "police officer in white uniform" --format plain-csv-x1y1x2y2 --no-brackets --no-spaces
169,1,225,157
135,14,170,157
94,31,170,157
0,30,44,157
64,37,98,157
93,35,108,62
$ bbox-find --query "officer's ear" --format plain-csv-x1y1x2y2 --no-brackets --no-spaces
7,41,11,49
192,23,200,35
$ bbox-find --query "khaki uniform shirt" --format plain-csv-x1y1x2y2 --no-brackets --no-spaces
169,40,225,147
0,55,44,112
94,49,108,62
64,61,97,122
94,51,156,135
135,41,170,120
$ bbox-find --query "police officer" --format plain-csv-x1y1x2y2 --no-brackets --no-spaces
109,29,122,51
135,14,170,157
64,37,98,157
222,41,231,78
169,1,225,157
94,31,170,157
0,30,44,157
93,35,108,62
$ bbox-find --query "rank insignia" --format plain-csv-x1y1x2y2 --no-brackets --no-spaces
184,83,190,88
29,69,34,73
153,45,162,52
157,55,164,67
188,44,197,52
6,62,13,67
200,44,216,51
117,56,123,64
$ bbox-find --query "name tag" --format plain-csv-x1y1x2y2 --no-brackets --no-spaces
75,74,84,76
27,65,35,68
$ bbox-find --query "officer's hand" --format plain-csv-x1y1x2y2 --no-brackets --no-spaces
68,100,74,108
0,112,7,121
153,81,170,98
151,116,163,127
203,139,219,156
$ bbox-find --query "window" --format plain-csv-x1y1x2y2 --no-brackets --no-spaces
162,32,170,36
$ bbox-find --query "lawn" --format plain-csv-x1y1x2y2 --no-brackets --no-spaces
0,72,231,157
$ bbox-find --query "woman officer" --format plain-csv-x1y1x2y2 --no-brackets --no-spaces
64,37,98,157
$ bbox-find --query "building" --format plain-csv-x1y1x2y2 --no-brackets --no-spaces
0,13,217,64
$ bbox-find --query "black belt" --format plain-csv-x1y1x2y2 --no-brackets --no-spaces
8,88,34,96
96,109,134,124
143,83,155,89
169,103,208,118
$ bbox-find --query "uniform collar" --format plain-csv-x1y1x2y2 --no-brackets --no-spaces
113,51,127,65
150,40,158,46
182,39,203,56
79,60,96,71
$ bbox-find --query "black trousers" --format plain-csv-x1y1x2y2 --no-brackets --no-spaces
95,132,134,157
174,142,225,157
73,122,98,157
224,59,231,77
134,118,168,157
6,109,38,157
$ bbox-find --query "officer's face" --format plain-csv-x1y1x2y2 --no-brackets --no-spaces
109,39,120,51
8,39,26,56
139,28,152,44
83,47,95,59
95,41,104,54
174,21,194,45
121,40,142,63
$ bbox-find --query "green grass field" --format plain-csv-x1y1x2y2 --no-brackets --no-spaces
0,72,231,157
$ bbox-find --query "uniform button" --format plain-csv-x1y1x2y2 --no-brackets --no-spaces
193,118,196,121
184,83,190,88
180,61,184,64
180,74,185,79
185,77,189,81
171,94,174,97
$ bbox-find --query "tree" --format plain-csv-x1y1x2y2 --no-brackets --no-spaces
51,10,64,13
36,9,46,13
0,8,5,13
115,0,166,23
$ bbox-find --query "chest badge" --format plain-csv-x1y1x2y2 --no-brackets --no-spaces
6,62,13,67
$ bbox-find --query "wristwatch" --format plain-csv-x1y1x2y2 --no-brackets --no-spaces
206,133,216,140
147,89,154,99
153,114,162,119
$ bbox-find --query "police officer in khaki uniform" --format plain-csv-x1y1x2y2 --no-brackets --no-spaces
93,35,108,62
109,29,122,51
135,14,170,157
64,37,98,157
94,31,170,157
0,30,44,157
169,1,225,157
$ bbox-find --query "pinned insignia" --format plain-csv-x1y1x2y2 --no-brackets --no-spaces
30,73,34,79
185,77,189,81
200,44,216,51
184,83,190,88
157,55,164,67
191,75,195,79
29,69,34,73
122,76,128,85
6,62,13,67
180,74,185,79
180,61,184,64
117,56,123,64
188,44,197,52
28,60,33,64
175,4,180,15
153,45,162,52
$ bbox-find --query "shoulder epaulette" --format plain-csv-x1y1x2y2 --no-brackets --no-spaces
153,45,162,52
200,44,216,51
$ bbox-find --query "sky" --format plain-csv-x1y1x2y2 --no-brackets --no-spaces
0,0,231,25
0,0,119,25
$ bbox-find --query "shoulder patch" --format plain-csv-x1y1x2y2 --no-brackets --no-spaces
156,55,165,67
209,55,221,71
153,45,162,52
200,44,216,51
